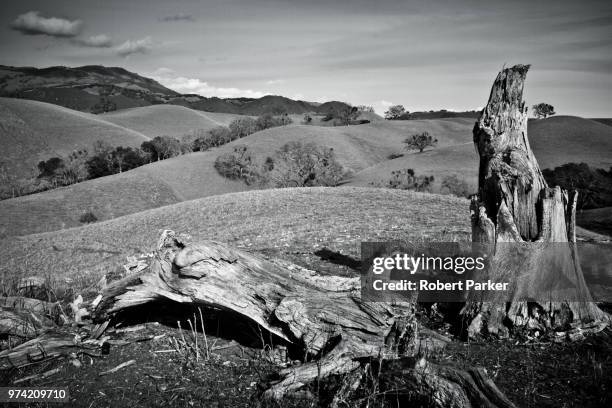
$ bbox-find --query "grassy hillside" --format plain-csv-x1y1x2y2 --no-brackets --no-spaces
348,116,612,192
101,105,244,138
0,187,470,288
0,118,475,236
529,116,612,169
0,97,149,179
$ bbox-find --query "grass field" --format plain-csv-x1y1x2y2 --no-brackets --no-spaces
0,118,475,236
2,113,611,237
0,97,149,179
0,187,470,290
348,116,612,192
101,104,244,138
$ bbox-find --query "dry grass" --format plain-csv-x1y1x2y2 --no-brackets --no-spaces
0,118,474,237
348,116,612,193
0,97,149,179
101,104,244,138
0,187,470,291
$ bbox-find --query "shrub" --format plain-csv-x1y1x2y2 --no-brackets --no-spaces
264,141,344,187
387,153,404,160
387,168,434,192
214,145,260,185
441,175,472,198
79,211,98,224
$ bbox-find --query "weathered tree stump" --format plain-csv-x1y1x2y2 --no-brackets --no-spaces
464,64,609,337
91,230,515,406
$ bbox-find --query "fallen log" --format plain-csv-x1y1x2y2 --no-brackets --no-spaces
92,230,515,406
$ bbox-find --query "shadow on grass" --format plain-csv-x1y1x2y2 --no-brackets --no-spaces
314,248,361,271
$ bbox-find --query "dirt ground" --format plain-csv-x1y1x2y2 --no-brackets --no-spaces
2,310,610,408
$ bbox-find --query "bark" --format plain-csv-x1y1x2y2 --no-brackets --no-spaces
91,230,515,406
465,65,609,337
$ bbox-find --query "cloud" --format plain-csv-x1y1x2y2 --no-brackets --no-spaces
159,13,195,22
150,68,269,98
11,11,82,38
73,34,113,48
116,37,152,57
266,79,286,85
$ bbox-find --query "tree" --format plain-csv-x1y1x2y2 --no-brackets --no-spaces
466,64,607,337
532,102,555,119
112,147,145,173
384,104,406,120
265,141,344,187
229,117,258,139
387,168,434,192
37,157,65,180
403,131,438,152
334,105,360,126
141,136,182,161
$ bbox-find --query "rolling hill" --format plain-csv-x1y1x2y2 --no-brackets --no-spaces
0,65,179,112
347,116,612,193
100,105,244,138
0,64,356,116
0,187,471,287
2,114,610,238
0,97,149,179
0,118,475,236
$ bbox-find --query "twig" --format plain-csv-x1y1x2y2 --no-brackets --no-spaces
99,359,135,376
198,307,209,360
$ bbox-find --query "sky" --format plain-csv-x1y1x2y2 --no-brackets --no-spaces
0,0,611,117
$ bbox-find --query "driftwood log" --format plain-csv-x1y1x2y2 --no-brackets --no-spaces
89,230,515,407
464,64,609,337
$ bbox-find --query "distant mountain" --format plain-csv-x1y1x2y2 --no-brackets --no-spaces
0,64,351,116
0,65,179,112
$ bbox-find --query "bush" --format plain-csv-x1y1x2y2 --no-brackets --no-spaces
79,211,98,224
387,168,434,192
264,141,345,187
387,153,404,160
441,175,472,198
214,141,346,188
214,145,260,185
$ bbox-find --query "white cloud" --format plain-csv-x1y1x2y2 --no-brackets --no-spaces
74,34,113,48
293,93,305,100
266,79,285,85
11,11,82,38
150,68,269,98
373,100,396,115
116,36,152,57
